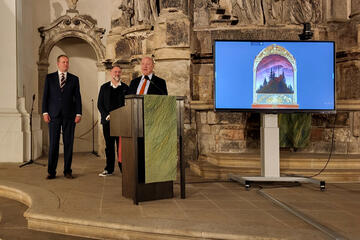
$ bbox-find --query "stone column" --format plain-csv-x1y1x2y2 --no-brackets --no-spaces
0,0,25,162
152,1,191,98
151,0,194,162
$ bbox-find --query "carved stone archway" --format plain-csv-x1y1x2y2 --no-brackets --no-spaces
38,14,106,65
37,11,107,155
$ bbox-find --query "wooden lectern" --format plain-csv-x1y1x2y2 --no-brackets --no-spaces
110,95,185,204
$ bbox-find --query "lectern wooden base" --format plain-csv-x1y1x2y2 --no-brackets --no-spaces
111,95,185,204
130,181,173,202
121,137,174,202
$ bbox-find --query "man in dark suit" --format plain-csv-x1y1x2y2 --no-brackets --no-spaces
42,55,82,179
128,56,168,95
98,65,129,176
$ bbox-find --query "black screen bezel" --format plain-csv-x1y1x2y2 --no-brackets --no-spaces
213,40,336,113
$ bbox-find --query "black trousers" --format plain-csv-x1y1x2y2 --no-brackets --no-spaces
102,122,122,173
48,116,75,176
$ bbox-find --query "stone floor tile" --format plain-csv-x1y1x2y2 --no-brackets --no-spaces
222,209,289,228
247,199,280,210
100,206,142,218
265,209,313,229
301,210,360,232
176,199,218,210
140,206,188,220
183,209,232,223
210,199,258,210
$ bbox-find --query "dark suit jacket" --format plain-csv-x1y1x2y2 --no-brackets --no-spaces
128,74,168,95
42,72,82,119
97,81,129,125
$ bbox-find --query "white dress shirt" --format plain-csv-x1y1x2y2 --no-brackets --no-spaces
136,73,153,95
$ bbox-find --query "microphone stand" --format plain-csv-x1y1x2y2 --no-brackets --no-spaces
91,99,99,157
20,95,45,167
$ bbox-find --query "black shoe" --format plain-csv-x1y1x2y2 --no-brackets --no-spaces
46,174,56,180
64,173,74,179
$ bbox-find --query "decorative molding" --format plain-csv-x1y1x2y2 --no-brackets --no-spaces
38,13,106,65
189,100,213,110
336,99,360,111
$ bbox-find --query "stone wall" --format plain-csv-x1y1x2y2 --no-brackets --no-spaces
105,0,360,166
189,0,360,157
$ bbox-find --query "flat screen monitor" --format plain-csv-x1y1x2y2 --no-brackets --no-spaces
214,40,335,112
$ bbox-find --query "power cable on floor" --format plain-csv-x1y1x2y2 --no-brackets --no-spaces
285,113,337,180
308,113,337,178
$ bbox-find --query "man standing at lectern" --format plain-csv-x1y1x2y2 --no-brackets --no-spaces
42,55,82,179
128,56,168,95
98,65,129,176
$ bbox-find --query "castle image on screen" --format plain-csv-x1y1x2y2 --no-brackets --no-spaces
252,44,299,109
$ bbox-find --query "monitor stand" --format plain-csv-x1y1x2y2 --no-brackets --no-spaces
229,114,325,191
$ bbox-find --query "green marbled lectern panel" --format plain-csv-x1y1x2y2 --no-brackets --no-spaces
144,95,177,184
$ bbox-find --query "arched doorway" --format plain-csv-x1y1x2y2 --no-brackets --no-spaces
37,13,107,156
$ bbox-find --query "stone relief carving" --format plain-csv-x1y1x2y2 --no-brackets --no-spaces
263,0,284,25
66,0,79,10
112,0,159,28
231,0,264,25
197,0,323,26
262,0,321,25
194,0,218,8
288,0,321,24
115,37,142,59
133,0,158,25
194,0,216,26
111,0,133,29
38,14,106,63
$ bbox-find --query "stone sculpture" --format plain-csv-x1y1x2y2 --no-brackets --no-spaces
231,0,264,25
66,0,79,10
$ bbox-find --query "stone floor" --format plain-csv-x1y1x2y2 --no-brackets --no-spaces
0,197,96,240
0,152,359,240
